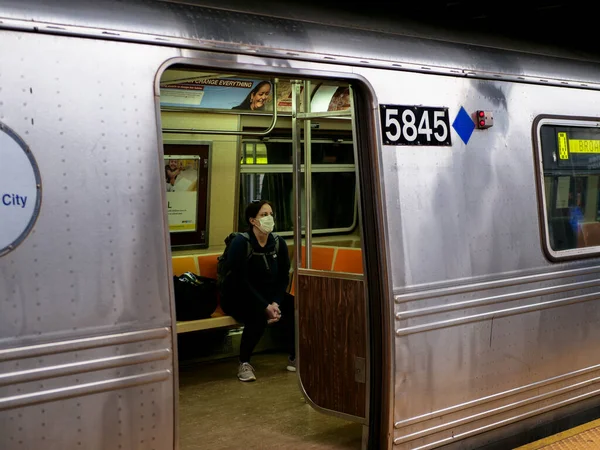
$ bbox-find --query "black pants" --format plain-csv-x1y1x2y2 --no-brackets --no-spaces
276,293,296,361
224,293,295,363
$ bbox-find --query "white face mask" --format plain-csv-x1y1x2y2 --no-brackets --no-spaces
256,215,275,234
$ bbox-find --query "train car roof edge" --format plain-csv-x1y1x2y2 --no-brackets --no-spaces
1,0,600,89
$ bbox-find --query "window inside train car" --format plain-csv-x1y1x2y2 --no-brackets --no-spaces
537,120,600,257
238,138,357,234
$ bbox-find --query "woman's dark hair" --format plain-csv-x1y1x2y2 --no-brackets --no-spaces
232,81,271,110
245,200,272,227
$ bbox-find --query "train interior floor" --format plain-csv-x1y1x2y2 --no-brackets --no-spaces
178,351,364,450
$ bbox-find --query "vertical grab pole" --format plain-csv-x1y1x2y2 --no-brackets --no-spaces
291,80,303,380
292,81,303,272
303,80,312,269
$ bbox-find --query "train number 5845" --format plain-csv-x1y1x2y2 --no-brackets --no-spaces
380,105,452,146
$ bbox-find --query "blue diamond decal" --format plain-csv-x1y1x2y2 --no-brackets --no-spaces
452,107,475,145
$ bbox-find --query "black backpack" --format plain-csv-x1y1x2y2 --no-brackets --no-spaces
216,232,280,295
173,272,218,321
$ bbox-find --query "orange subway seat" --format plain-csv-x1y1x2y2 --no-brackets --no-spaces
195,254,223,317
333,248,364,274
172,253,235,325
172,256,197,276
197,254,219,279
290,246,336,295
211,304,227,317
300,246,335,271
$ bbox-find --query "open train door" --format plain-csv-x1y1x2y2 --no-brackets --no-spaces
290,80,369,425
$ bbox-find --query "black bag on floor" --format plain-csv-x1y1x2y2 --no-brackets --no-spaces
173,272,218,321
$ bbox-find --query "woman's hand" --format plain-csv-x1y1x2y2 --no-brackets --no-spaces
266,302,281,323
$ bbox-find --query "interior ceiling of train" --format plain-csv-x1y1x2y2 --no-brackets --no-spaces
166,0,598,58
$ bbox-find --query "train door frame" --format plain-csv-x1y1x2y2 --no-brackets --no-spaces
153,55,394,449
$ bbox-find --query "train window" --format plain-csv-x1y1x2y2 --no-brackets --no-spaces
238,172,357,233
536,119,600,258
241,140,355,165
238,140,357,235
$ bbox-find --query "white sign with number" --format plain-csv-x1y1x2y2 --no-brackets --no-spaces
380,105,452,146
0,124,41,256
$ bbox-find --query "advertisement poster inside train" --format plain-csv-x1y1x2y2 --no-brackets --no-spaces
164,156,199,233
160,76,351,113
160,77,274,111
310,85,351,112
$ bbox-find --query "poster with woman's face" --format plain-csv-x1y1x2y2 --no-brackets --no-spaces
160,75,351,113
160,78,273,111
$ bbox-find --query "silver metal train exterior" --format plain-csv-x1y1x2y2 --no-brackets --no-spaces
2,1,600,449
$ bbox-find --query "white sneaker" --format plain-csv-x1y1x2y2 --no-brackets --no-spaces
238,362,256,382
286,357,296,372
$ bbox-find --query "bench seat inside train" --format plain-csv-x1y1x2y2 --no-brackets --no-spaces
172,241,364,333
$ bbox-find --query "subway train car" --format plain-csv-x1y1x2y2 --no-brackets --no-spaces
3,1,600,449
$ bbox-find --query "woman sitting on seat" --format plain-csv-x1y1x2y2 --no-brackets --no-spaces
220,200,295,382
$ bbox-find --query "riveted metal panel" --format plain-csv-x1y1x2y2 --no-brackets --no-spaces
0,30,179,450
